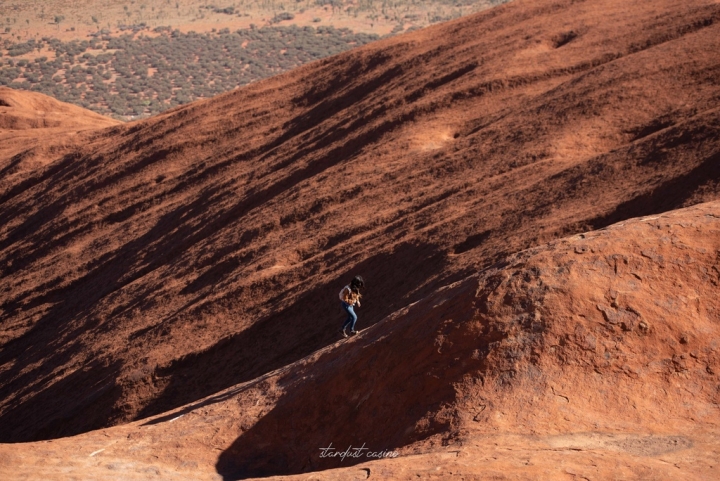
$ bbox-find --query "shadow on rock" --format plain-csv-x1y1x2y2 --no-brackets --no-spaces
214,275,502,479
136,241,464,423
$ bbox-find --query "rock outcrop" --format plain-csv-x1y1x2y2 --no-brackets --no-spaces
0,0,719,464
2,201,718,480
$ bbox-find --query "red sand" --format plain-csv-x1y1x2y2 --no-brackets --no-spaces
1,0,720,478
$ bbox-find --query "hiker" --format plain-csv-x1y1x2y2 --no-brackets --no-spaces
339,275,364,337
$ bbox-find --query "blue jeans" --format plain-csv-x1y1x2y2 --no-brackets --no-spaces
341,302,357,331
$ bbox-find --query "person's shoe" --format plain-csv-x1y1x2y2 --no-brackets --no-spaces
349,330,357,336
341,328,348,338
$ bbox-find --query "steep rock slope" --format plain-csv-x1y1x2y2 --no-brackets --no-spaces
1,0,720,441
0,87,119,131
215,201,720,478
0,86,121,194
1,201,718,480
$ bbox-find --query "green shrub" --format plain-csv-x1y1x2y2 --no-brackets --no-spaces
271,12,295,23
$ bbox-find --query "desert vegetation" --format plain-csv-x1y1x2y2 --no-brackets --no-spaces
0,26,378,118
0,0,508,39
0,0,510,119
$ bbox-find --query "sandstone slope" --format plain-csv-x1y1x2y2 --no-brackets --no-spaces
1,201,718,480
1,0,720,443
0,87,120,131
0,86,121,197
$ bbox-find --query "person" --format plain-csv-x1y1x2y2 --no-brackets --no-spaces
339,275,364,337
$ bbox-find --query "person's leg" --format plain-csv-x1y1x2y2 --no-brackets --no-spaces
347,305,358,333
341,302,357,331
349,313,358,332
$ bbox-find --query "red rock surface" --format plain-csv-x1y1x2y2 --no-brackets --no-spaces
1,0,720,478
0,86,121,195
1,201,718,480
0,86,120,131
